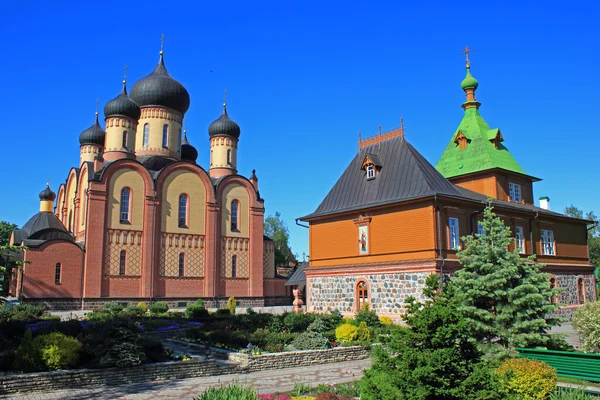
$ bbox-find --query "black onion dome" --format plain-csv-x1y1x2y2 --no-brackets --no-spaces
39,185,56,201
104,82,141,120
208,106,241,139
181,132,198,162
130,54,190,115
79,114,106,146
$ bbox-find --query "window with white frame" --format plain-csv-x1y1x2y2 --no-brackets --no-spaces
509,182,521,202
143,124,149,148
449,217,460,250
477,221,486,236
366,165,375,180
515,226,525,254
541,229,555,255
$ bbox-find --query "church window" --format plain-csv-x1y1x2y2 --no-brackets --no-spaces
143,124,149,148
449,217,460,250
231,255,237,278
578,277,586,304
509,182,521,202
120,188,131,223
541,229,555,255
122,131,128,148
55,263,61,285
162,124,169,148
227,149,232,165
366,165,375,180
356,280,368,310
178,194,188,228
179,253,185,277
119,250,126,276
231,200,239,232
515,226,525,254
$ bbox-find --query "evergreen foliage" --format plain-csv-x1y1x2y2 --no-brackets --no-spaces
149,301,169,316
452,200,561,349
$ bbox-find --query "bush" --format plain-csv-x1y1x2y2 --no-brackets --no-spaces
496,358,557,400
321,309,343,331
379,316,393,325
549,387,597,399
137,302,148,313
141,337,169,363
0,304,45,322
572,301,600,353
194,298,205,309
105,302,125,315
227,297,237,315
355,309,381,329
284,312,316,332
82,318,146,368
250,328,271,347
193,384,258,400
290,330,330,350
216,308,231,316
87,310,112,323
186,302,209,319
356,321,371,342
123,306,146,317
268,316,285,333
307,318,327,334
13,331,81,372
335,324,358,344
149,301,169,316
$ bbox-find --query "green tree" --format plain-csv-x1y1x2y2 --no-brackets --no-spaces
0,221,21,295
0,221,17,247
264,212,294,267
564,206,600,290
360,275,502,400
451,201,560,349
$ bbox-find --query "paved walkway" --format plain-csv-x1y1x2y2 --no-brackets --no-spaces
0,359,370,400
549,323,581,348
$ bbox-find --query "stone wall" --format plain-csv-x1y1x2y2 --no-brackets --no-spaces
308,272,430,316
553,273,596,305
245,346,369,372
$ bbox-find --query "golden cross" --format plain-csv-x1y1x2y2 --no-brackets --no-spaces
160,33,165,54
223,88,228,106
461,46,473,67
123,64,128,83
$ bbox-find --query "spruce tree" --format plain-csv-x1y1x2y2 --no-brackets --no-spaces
451,200,561,349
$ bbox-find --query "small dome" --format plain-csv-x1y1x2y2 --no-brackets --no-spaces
39,184,56,201
461,67,479,90
104,81,141,120
130,54,190,115
208,105,240,139
79,113,106,146
181,132,198,162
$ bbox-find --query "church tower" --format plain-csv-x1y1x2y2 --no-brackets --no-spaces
78,111,105,165
130,37,190,160
103,67,141,161
208,90,241,178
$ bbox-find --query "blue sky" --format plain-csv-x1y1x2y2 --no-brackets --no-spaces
1,1,598,258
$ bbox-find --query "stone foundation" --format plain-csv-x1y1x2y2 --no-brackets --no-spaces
308,271,430,316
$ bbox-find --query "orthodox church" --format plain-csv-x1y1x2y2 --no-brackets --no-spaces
10,43,288,309
299,52,595,320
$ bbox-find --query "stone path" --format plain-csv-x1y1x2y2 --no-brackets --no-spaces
549,323,581,349
0,359,370,400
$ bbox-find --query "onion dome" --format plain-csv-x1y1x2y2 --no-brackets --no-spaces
104,81,141,120
208,104,241,139
79,113,106,146
130,53,190,115
39,184,56,201
461,66,479,90
181,131,198,162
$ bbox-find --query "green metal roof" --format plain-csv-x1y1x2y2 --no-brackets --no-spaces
435,107,527,178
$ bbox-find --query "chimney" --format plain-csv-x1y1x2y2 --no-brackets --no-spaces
539,196,550,210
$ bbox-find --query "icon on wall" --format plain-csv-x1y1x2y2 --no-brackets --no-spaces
358,225,369,255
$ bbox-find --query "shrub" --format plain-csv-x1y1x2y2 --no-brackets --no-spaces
379,316,393,325
13,330,42,372
284,312,316,332
250,328,271,347
216,308,231,316
268,316,285,333
290,331,331,350
149,301,169,316
356,321,371,342
307,318,327,334
123,306,146,317
246,306,256,315
86,310,112,323
355,309,381,328
572,301,600,353
549,387,597,399
140,337,169,363
186,302,209,319
13,331,81,372
335,323,358,344
321,309,343,331
82,318,146,368
496,358,557,400
227,296,237,315
0,304,45,322
194,298,205,309
137,302,148,313
193,384,258,400
105,302,125,315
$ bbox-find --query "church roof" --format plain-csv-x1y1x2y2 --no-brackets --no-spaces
286,261,309,286
301,137,463,220
13,212,73,246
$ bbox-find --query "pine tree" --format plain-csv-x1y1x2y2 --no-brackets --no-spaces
451,200,561,349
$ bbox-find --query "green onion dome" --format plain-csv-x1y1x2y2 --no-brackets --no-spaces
461,67,479,90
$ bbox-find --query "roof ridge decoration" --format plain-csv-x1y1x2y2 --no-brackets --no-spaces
358,117,405,150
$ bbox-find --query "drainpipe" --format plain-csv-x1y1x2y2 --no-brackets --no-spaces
434,195,445,289
213,202,218,306
295,219,309,229
80,188,90,310
528,212,540,256
149,189,157,305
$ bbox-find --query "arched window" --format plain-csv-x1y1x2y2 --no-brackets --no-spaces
549,277,557,303
178,253,185,277
122,131,128,148
357,281,368,310
227,149,231,165
178,194,188,228
143,123,149,148
119,250,126,276
231,255,237,278
55,263,61,285
578,277,586,304
231,200,239,231
120,188,131,223
68,210,73,232
162,124,169,148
